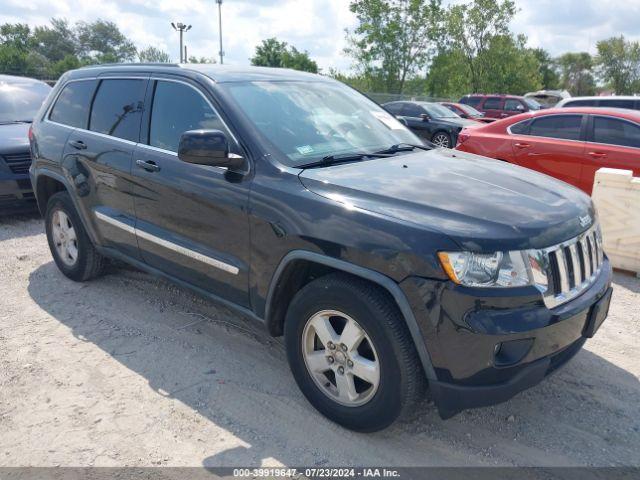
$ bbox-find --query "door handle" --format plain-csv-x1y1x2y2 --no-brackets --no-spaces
136,159,161,172
68,140,87,150
514,142,531,149
588,151,607,158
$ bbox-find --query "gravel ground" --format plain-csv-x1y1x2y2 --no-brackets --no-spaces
1,213,639,468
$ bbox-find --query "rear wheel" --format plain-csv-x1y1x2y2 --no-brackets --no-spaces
431,131,452,148
284,273,426,432
45,191,105,281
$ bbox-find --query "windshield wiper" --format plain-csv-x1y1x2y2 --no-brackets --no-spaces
296,151,392,169
374,142,433,155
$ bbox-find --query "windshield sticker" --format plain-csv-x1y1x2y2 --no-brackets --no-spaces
296,145,314,155
370,110,405,130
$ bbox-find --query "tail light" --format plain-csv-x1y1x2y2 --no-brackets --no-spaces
456,129,470,146
28,125,34,142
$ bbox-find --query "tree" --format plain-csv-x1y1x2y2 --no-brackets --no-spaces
138,46,171,63
531,48,560,90
345,0,442,94
251,38,318,73
30,18,77,63
187,55,216,64
76,20,137,63
445,0,517,92
557,52,596,96
0,23,31,52
596,36,640,94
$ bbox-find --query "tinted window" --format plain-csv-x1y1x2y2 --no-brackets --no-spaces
564,99,595,107
49,80,96,128
0,81,51,123
402,103,425,117
89,79,146,142
384,103,403,115
529,115,582,140
509,119,530,135
599,99,636,110
483,97,502,110
593,116,640,148
504,99,524,112
460,96,482,107
149,81,229,153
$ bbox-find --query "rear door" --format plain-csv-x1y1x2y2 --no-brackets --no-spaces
582,115,640,193
510,114,587,191
480,97,504,119
400,103,433,140
64,76,149,260
132,77,251,307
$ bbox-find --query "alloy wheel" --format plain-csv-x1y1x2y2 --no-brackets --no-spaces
51,210,78,267
432,133,451,148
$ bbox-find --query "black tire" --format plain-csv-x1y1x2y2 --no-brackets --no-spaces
45,191,105,282
431,131,452,148
284,273,426,432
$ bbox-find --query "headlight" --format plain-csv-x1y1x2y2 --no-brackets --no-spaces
437,250,540,288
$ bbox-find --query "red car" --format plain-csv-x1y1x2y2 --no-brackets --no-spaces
459,94,542,119
439,102,496,123
455,107,640,194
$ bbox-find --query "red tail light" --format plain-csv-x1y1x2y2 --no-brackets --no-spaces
28,125,34,142
456,130,470,146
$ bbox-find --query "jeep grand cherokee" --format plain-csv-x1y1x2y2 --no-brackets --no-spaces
29,64,613,432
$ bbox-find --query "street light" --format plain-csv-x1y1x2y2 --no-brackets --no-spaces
171,22,192,63
216,0,224,64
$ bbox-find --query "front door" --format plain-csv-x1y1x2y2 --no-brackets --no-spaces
480,97,504,119
511,114,587,191
132,78,251,307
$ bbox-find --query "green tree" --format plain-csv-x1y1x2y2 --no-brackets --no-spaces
187,55,216,64
345,0,442,94
596,36,640,94
0,23,31,52
76,20,137,62
531,48,560,90
138,46,171,63
445,0,517,92
30,18,77,63
251,38,318,73
557,52,596,96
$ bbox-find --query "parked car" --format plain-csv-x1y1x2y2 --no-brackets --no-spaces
0,74,51,213
455,107,640,194
524,89,571,108
459,94,542,119
556,95,640,111
383,101,478,147
31,64,612,432
439,101,496,123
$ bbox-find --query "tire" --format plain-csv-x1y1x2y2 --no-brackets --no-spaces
284,273,426,432
431,131,452,148
45,191,105,282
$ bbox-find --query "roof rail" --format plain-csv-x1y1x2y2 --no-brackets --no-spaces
79,62,180,69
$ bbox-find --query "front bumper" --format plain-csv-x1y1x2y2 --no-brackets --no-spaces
0,173,37,214
401,259,613,418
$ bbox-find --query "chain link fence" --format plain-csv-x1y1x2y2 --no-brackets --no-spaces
365,92,453,104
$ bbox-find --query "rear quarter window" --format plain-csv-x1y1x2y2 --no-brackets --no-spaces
49,80,97,128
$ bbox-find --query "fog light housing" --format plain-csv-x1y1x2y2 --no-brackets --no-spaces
493,338,534,367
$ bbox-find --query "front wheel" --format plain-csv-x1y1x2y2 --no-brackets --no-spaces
431,131,452,148
284,273,426,432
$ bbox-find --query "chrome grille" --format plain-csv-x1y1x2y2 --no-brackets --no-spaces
2,151,32,174
538,224,604,308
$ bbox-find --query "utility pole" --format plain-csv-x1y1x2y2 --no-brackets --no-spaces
171,22,192,63
216,0,224,64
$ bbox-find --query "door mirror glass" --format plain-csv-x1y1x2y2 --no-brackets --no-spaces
178,129,245,170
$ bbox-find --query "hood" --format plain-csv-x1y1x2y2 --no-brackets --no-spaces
299,149,595,251
0,122,30,152
435,117,479,128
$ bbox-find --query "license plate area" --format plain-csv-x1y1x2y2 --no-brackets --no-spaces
583,288,612,338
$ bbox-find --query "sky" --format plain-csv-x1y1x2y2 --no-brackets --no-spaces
2,0,640,72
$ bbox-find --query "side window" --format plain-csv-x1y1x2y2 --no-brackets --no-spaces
564,99,595,108
509,119,531,135
49,80,97,128
461,96,482,107
384,103,403,115
483,97,502,110
89,79,147,142
599,99,635,110
402,103,425,118
505,99,525,112
529,115,583,140
149,81,229,153
593,117,640,148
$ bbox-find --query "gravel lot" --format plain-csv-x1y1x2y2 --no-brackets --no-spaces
1,213,639,468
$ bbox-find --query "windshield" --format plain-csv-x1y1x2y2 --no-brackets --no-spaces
523,98,541,110
222,81,420,166
0,81,51,123
421,103,460,118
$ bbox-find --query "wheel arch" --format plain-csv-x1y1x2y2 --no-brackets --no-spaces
264,250,437,380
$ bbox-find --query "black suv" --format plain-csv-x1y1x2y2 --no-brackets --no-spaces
30,64,613,432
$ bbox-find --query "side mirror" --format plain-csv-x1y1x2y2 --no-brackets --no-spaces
178,129,246,171
516,105,525,112
420,113,431,122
